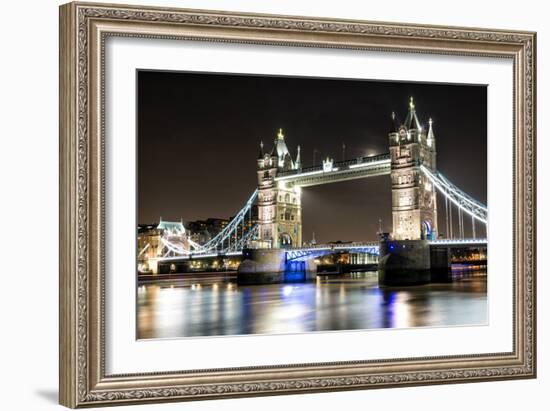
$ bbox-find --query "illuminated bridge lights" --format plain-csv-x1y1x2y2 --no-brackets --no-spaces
285,243,380,262
155,250,245,262
348,158,391,169
420,165,487,224
153,239,487,264
196,190,259,252
274,154,391,187
429,238,487,246
147,157,488,261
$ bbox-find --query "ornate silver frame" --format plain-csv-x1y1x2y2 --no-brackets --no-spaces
59,2,537,408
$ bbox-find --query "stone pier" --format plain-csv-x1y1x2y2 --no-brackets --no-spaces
237,248,316,285
378,240,431,286
429,246,453,282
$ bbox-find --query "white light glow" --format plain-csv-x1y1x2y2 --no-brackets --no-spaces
420,165,487,224
348,159,391,169
275,169,323,181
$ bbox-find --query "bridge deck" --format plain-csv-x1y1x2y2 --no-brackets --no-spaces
153,239,487,263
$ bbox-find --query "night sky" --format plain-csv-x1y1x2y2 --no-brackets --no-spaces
137,70,487,243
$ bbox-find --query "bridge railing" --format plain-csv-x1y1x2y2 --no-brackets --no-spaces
285,242,380,261
429,238,487,245
286,241,379,251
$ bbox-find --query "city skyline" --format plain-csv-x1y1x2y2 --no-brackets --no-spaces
138,70,487,243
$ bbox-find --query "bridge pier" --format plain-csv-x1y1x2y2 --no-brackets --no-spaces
237,248,316,285
378,240,431,286
148,259,159,275
430,246,452,282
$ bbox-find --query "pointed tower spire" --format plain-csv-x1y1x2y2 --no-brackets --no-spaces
295,145,301,169
404,96,421,130
274,128,293,169
427,118,435,148
258,140,264,159
342,143,346,161
391,111,400,131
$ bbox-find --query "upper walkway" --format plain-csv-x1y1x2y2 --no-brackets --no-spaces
275,153,391,187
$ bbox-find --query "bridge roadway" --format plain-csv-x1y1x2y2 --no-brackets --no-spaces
284,242,379,261
154,238,487,264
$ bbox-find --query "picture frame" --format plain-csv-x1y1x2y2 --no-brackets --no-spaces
59,1,536,407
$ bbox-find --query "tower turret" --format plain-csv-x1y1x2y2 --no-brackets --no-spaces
427,118,436,150
295,145,301,170
391,111,400,132
404,96,421,131
257,140,264,159
273,128,294,170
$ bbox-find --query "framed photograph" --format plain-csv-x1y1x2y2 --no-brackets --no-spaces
59,2,537,407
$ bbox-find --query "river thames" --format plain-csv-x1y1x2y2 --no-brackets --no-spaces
137,270,487,339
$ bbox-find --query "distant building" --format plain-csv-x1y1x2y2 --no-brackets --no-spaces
137,223,161,262
230,204,259,233
302,232,317,247
137,219,187,264
185,217,230,244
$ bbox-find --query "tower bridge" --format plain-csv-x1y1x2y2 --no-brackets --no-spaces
140,97,488,285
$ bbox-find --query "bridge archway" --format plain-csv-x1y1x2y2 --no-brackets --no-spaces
422,220,434,240
279,233,293,248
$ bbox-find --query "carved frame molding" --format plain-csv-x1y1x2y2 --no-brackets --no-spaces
59,2,536,407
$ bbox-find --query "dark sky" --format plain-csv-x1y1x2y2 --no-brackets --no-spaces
137,70,487,243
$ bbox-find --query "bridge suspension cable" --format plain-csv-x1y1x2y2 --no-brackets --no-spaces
149,190,259,259
420,165,487,225
193,189,259,253
458,208,464,239
444,196,449,239
449,197,454,238
160,237,192,257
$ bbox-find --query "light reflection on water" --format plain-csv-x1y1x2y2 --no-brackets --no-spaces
137,271,487,339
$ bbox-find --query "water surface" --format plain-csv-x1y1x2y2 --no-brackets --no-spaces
137,271,487,339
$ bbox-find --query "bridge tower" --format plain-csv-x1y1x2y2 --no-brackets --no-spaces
388,98,438,240
256,129,302,248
